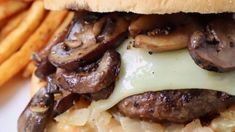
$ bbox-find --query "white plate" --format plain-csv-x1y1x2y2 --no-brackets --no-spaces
0,75,30,132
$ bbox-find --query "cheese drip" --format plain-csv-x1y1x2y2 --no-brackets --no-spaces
90,38,235,112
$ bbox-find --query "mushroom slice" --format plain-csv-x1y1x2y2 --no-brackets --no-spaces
55,50,121,94
18,76,80,132
132,14,200,52
188,19,235,72
52,92,80,117
129,15,165,37
135,32,189,52
18,87,54,132
85,83,115,101
49,14,128,70
47,76,80,117
34,56,56,80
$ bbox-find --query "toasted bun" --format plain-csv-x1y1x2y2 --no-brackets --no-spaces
44,0,235,14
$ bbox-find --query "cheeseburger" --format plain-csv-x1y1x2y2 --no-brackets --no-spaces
18,0,235,131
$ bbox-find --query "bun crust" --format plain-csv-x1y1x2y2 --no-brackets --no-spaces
44,0,235,14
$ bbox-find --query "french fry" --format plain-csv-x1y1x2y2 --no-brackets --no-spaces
22,61,35,78
0,0,10,3
0,11,27,42
0,50,29,87
0,16,9,30
0,20,7,30
21,10,68,52
0,0,28,21
22,12,73,78
22,0,35,2
0,1,46,64
0,11,68,87
49,12,74,42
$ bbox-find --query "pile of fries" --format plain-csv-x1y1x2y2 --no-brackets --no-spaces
0,0,74,87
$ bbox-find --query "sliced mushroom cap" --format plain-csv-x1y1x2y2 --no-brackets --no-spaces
52,92,80,117
18,87,54,132
131,14,200,52
34,58,56,79
84,83,114,101
55,50,121,94
49,14,128,70
188,19,235,72
18,76,81,132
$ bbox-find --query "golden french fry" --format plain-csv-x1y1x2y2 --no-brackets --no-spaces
22,61,36,78
22,0,35,2
0,1,46,64
49,12,74,42
0,11,68,87
22,12,73,78
0,20,7,30
0,11,27,42
0,16,9,30
0,50,28,87
0,0,28,21
21,11,68,52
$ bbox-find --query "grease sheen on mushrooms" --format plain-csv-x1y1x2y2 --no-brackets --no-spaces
49,13,128,70
55,50,121,94
188,19,235,72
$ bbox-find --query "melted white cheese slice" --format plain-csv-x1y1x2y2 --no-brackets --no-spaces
90,38,235,112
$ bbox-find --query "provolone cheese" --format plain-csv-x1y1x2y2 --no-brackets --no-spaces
90,38,235,113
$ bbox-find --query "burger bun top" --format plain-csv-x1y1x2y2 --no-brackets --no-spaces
44,0,235,14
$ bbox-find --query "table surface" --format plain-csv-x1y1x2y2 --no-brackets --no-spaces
0,75,30,132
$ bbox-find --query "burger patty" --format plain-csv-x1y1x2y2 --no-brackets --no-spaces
117,89,235,123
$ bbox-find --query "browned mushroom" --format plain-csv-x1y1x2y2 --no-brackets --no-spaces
188,19,235,72
130,14,200,52
85,83,114,101
52,92,80,116
49,13,128,70
18,87,54,132
34,56,56,79
55,50,121,94
129,14,165,37
18,76,80,132
47,76,81,116
34,23,71,79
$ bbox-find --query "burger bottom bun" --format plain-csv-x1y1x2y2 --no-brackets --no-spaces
31,74,235,132
44,0,235,14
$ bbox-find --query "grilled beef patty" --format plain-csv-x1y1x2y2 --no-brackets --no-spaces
117,89,235,123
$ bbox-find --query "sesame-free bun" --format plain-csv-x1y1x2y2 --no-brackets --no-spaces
44,0,235,14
